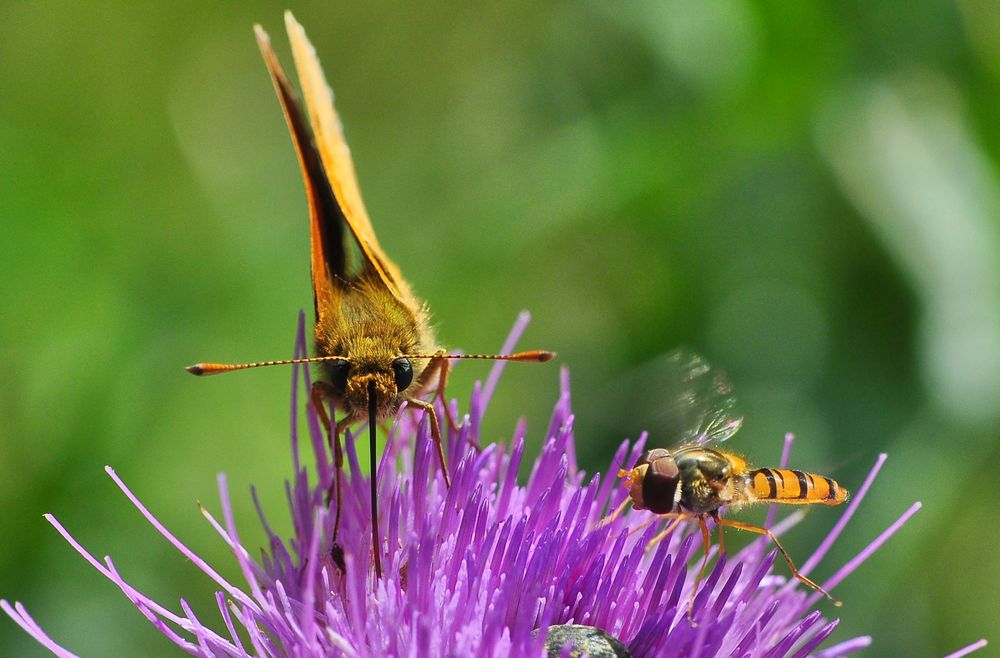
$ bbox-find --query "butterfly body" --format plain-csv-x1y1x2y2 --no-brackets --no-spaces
315,269,436,422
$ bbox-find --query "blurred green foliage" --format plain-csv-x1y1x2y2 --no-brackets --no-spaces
2,1,997,655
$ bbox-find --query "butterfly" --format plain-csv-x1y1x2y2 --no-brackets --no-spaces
188,12,553,579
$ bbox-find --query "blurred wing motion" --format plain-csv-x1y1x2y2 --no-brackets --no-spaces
659,350,743,445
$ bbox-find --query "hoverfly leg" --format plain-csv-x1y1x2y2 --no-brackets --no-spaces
404,397,452,489
716,512,726,555
714,516,843,607
687,515,714,624
593,496,632,530
644,514,686,551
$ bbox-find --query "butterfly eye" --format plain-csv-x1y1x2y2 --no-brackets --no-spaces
391,358,413,392
327,360,350,391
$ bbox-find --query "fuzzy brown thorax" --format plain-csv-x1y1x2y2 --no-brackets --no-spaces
314,271,437,419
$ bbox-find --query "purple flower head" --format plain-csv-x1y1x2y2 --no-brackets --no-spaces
2,313,989,657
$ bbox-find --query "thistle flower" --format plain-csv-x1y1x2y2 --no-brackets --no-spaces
1,314,988,657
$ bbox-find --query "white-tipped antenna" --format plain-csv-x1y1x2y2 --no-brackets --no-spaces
186,355,350,376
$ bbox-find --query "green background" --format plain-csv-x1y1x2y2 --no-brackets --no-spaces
2,1,996,655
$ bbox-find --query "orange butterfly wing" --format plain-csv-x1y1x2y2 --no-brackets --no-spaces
255,14,414,325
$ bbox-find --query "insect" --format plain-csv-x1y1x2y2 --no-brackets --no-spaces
607,352,847,610
187,12,553,579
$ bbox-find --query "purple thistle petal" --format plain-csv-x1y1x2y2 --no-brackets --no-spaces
293,311,331,492
290,311,305,479
198,504,269,585
46,511,238,645
215,591,248,655
72,542,168,637
814,635,873,656
763,432,796,531
178,598,216,656
800,453,888,577
298,506,327,648
815,501,922,598
789,618,840,658
102,559,204,655
2,314,988,657
764,610,823,658
709,562,743,618
0,600,80,658
104,466,261,614
479,309,531,417
944,639,990,658
236,602,275,657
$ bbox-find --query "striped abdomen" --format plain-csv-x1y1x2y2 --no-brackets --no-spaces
748,468,847,505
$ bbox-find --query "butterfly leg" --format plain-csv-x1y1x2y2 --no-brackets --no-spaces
426,352,460,434
713,514,842,606
312,382,342,509
404,398,452,489
312,382,349,572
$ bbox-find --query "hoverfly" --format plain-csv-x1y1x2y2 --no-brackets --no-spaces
608,352,847,609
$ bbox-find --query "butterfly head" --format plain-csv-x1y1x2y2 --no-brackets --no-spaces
324,355,419,421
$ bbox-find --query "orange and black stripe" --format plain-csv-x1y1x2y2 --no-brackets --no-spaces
748,467,848,505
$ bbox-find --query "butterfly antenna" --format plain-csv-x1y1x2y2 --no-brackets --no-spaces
400,350,555,362
186,355,350,376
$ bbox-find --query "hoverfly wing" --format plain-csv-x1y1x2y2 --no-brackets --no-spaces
659,350,743,446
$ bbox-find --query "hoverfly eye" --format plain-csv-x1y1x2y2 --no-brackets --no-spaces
327,360,350,391
392,358,414,391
